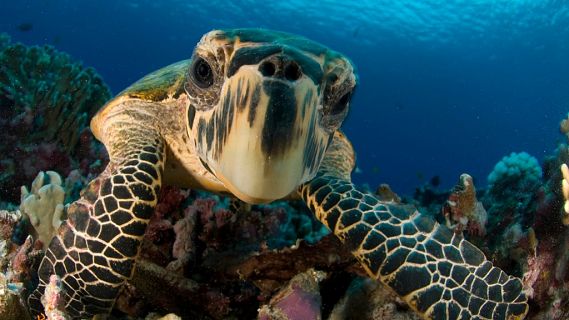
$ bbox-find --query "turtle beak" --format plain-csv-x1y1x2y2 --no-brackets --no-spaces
207,64,330,203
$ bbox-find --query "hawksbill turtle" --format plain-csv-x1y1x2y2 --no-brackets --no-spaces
27,29,528,319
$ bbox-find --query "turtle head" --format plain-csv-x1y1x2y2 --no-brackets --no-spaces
184,29,357,203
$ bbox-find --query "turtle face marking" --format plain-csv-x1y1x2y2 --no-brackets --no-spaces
184,29,357,203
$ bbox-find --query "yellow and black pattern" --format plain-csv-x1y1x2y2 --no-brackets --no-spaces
28,124,165,318
299,175,528,319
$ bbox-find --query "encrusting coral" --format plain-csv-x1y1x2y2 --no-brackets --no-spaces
0,33,110,204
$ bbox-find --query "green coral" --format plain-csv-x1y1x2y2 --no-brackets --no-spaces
0,33,111,203
0,34,111,152
484,152,542,225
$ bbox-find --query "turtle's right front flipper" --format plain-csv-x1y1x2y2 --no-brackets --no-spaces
300,175,528,320
28,124,165,319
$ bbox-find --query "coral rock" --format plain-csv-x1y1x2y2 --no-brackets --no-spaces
258,269,326,320
375,184,401,203
329,277,420,320
443,173,487,236
145,313,182,320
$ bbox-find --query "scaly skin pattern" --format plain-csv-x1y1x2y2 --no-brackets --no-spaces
299,174,528,319
28,123,165,318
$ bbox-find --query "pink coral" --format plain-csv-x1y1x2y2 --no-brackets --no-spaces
167,209,197,274
41,274,69,320
142,186,189,264
193,198,234,249
523,249,555,301
9,235,39,284
154,186,188,220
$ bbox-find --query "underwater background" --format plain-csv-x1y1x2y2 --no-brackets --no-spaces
2,1,569,319
3,0,568,195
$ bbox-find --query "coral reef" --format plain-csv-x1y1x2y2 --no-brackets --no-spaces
123,185,342,319
407,118,569,319
3,32,569,319
0,33,110,204
519,141,569,319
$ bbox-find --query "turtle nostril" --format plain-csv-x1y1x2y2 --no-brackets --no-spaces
284,61,301,81
259,61,276,77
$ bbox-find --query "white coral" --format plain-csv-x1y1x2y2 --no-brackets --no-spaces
20,171,65,249
561,163,569,225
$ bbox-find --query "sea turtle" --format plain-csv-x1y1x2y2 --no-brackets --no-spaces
28,29,528,319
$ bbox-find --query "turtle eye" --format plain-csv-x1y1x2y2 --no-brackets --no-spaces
191,57,214,88
328,91,352,115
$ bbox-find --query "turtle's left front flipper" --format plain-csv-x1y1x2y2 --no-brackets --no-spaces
298,133,528,319
28,122,165,318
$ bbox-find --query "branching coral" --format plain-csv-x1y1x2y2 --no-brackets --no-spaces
0,34,110,202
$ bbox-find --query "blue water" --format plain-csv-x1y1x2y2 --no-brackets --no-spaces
2,0,569,195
